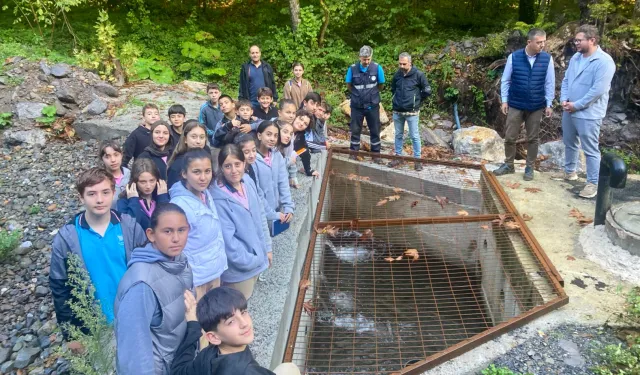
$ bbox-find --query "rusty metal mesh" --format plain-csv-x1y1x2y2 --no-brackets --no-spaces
284,149,567,375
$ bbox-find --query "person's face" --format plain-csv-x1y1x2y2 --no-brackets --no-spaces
101,147,122,173
249,46,261,63
241,141,257,165
527,35,547,54
169,113,185,128
258,95,273,109
314,106,326,119
152,125,170,148
293,65,304,79
206,308,254,347
280,124,293,144
292,115,310,132
574,32,594,53
143,108,160,125
137,172,157,197
182,158,213,193
278,104,296,124
145,212,190,258
304,100,318,113
398,56,411,73
258,125,279,149
185,127,207,149
208,89,221,103
80,179,114,217
237,105,253,120
221,155,245,185
220,98,234,114
359,56,371,67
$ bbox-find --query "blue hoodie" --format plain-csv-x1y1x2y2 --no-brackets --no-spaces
169,182,227,287
252,149,295,221
211,176,271,284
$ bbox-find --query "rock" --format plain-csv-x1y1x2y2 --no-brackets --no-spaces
0,347,10,363
73,122,129,141
621,123,640,142
438,119,455,129
453,126,505,162
611,112,627,123
431,114,441,120
433,128,452,144
339,99,390,125
3,129,48,147
37,321,55,337
463,40,474,48
94,82,118,97
1,360,14,373
20,257,33,268
54,100,67,116
29,366,45,375
422,127,450,148
14,347,40,368
379,123,405,143
16,102,46,120
13,341,24,352
181,80,207,93
15,241,32,256
537,140,587,172
55,87,77,104
39,60,51,75
35,286,48,297
83,98,108,116
50,64,71,78
38,336,50,349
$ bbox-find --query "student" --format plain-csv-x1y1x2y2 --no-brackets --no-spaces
115,203,193,375
211,144,272,299
171,287,301,375
252,87,279,120
99,140,130,208
236,99,255,123
199,83,223,138
277,99,297,125
306,101,331,153
291,110,320,179
169,149,227,303
235,133,260,185
50,168,147,342
117,158,170,231
277,121,298,188
213,95,253,147
283,62,313,109
123,103,160,166
168,104,187,145
254,120,294,227
300,92,321,114
167,120,210,189
138,120,174,180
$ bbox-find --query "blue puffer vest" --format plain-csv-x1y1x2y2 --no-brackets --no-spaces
350,62,381,109
508,49,550,111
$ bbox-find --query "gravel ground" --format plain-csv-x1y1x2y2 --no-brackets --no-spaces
485,324,623,375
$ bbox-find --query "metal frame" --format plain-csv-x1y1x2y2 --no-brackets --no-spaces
283,148,569,374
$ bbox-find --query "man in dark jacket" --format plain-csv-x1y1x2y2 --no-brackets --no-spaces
493,28,555,181
238,45,278,107
388,52,431,170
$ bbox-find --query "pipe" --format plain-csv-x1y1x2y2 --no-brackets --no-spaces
594,152,627,226
453,102,461,129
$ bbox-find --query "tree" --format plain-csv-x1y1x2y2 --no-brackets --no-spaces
519,0,536,23
635,0,640,17
289,0,301,32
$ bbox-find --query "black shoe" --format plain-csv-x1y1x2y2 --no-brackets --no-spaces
492,163,515,176
523,166,534,181
373,157,385,165
414,162,423,171
387,159,403,168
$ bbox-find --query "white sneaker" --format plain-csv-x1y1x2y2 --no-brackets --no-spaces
551,171,578,181
579,183,598,198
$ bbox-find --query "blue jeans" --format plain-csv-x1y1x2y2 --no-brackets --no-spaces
561,112,601,184
393,113,421,158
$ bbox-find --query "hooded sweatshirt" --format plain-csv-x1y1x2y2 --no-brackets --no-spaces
170,182,227,287
111,167,131,209
211,176,271,283
252,149,294,221
115,243,193,375
138,145,173,181
123,125,152,166
166,145,212,190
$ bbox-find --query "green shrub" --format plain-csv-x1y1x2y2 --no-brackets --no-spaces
131,58,174,84
0,230,21,262
602,148,640,174
478,31,509,59
0,112,12,128
28,204,41,215
36,105,57,125
481,364,533,375
592,343,640,375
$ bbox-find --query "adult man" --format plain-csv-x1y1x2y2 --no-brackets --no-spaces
238,45,278,107
493,28,555,181
388,52,431,171
346,45,385,162
553,24,616,198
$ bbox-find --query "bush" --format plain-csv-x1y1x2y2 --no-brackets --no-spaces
0,230,21,262
481,364,533,375
477,31,509,59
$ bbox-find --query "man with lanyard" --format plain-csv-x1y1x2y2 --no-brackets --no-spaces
346,45,385,162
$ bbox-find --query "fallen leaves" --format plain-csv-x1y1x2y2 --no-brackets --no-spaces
387,195,400,201
569,208,594,226
347,173,370,182
463,178,476,187
522,213,533,221
480,225,490,230
492,213,520,230
47,204,57,211
457,169,468,175
504,221,521,229
506,181,521,189
393,188,403,193
316,225,339,237
299,279,312,290
404,249,419,261
566,255,576,261
524,187,542,193
492,213,508,226
435,196,449,209
471,137,482,143
377,194,401,206
457,210,469,217
384,257,395,262
376,199,388,206
302,300,317,315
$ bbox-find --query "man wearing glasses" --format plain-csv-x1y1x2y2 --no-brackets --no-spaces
494,28,555,181
553,24,616,199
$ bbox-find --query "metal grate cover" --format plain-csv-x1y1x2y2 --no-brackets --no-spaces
284,149,568,375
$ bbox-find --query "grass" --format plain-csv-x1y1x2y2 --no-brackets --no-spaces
0,230,21,262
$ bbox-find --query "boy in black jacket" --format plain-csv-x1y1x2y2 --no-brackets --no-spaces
123,103,161,166
171,287,300,375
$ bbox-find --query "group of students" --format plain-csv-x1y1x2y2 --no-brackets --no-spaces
49,83,336,374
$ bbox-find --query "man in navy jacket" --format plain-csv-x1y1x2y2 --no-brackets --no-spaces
238,45,278,107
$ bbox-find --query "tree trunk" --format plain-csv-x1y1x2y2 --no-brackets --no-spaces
289,0,301,32
519,0,536,24
318,0,329,47
635,0,640,17
579,0,594,23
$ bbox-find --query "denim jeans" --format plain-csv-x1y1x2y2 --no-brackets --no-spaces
561,111,602,184
393,112,421,158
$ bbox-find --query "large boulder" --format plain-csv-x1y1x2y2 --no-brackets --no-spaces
339,100,390,125
3,129,47,147
55,86,77,104
422,127,451,148
13,347,41,369
453,126,505,162
181,80,207,93
379,123,404,143
94,82,118,97
83,98,108,116
537,140,587,172
73,122,129,141
16,102,46,120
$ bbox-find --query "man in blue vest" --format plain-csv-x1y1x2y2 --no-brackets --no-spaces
493,28,555,181
346,45,385,162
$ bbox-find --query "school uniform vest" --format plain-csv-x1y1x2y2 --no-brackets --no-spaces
114,254,193,375
350,62,381,109
508,49,550,111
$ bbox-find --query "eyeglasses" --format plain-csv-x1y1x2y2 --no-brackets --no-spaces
574,38,592,44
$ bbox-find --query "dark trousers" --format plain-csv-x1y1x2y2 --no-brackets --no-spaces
504,107,543,167
350,105,381,153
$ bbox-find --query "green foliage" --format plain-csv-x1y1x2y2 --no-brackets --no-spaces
37,105,57,124
478,31,509,59
0,230,21,262
131,58,174,84
481,364,532,375
60,254,115,375
612,22,640,48
444,87,460,102
626,287,640,320
74,9,119,82
28,204,41,215
470,85,487,121
602,148,640,174
0,112,12,128
513,13,557,36
592,343,640,375
178,32,226,80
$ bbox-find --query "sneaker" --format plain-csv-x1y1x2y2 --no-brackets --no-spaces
387,159,403,168
373,157,385,165
523,166,534,181
414,162,423,171
551,171,578,181
579,183,598,198
492,163,515,176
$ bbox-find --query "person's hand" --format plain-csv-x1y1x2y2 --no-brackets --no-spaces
267,252,273,267
231,119,241,128
283,212,293,223
544,107,553,118
289,179,299,189
239,124,252,133
311,170,320,179
126,183,138,199
67,341,85,354
251,116,258,122
563,102,576,113
157,180,168,195
500,103,509,115
183,290,197,322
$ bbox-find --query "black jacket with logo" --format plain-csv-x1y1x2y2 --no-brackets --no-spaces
391,67,432,112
